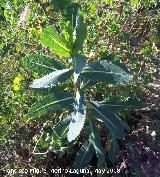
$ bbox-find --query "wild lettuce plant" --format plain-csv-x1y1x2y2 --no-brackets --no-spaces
21,0,145,169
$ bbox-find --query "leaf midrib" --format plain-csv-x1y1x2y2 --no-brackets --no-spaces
48,34,70,53
30,97,73,114
100,103,140,108
78,142,92,168
82,70,129,76
92,104,117,130
30,61,56,71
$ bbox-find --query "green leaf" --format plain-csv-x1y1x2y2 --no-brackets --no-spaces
74,139,94,169
47,115,72,150
81,60,133,84
99,98,146,113
21,54,65,75
81,78,96,90
30,69,73,88
40,26,71,57
90,101,126,139
55,114,72,138
28,92,74,119
67,91,86,142
89,119,105,168
50,131,62,150
51,0,71,12
51,0,79,27
73,15,87,55
32,87,61,97
74,55,86,84
64,3,79,27
108,139,120,163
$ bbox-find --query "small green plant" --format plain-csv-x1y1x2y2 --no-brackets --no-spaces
21,0,145,169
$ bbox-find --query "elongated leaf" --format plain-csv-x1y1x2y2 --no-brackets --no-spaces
81,77,96,90
90,101,126,139
49,115,72,150
89,119,105,168
81,60,133,84
55,114,72,138
73,15,87,55
30,69,73,88
21,54,65,75
32,87,61,97
51,0,79,27
67,91,86,142
64,3,79,27
28,92,74,118
99,98,146,113
40,26,71,57
67,110,85,142
51,0,70,12
108,139,120,163
74,139,94,169
74,55,86,84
